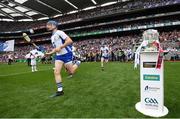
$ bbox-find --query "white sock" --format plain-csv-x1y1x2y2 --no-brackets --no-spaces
101,63,104,67
58,87,63,92
31,66,34,71
34,66,37,71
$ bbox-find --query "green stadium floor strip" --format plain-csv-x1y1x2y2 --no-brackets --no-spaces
0,68,53,77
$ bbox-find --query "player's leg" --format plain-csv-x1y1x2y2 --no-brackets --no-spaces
31,60,34,72
63,53,81,77
34,65,37,71
105,56,109,63
31,65,34,72
8,59,10,65
28,58,30,66
54,60,64,90
9,59,12,65
101,57,104,71
50,60,64,97
64,61,81,77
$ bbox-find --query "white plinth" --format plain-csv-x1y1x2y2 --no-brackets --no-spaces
135,102,168,117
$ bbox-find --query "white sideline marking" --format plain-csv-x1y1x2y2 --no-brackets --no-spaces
0,68,52,77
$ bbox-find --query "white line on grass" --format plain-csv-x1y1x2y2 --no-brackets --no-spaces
0,68,53,77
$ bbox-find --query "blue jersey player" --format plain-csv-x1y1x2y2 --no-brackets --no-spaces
46,20,81,97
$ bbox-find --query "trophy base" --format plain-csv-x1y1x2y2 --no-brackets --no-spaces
135,102,168,117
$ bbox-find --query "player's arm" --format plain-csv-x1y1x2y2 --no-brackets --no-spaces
46,31,73,55
55,37,73,52
55,31,73,52
45,49,56,55
46,37,72,55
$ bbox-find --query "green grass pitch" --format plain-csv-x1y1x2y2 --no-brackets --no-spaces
0,62,180,118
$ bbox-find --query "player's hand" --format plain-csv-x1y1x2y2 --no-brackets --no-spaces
45,52,52,57
45,49,56,56
55,47,62,52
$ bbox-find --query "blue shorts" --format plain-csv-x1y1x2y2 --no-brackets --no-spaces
55,53,73,63
102,56,109,60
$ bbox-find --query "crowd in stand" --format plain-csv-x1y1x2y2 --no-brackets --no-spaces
72,30,180,62
0,0,180,62
68,19,179,37
80,0,178,19
72,35,139,62
0,30,179,63
0,0,179,32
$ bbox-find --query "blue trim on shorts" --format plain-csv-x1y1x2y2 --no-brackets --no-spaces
55,52,73,63
102,56,109,59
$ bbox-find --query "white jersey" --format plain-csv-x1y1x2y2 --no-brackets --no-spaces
72,46,76,56
30,54,37,66
100,46,109,57
51,30,72,56
8,54,13,60
127,49,132,55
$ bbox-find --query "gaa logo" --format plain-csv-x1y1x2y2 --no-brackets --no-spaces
144,98,158,104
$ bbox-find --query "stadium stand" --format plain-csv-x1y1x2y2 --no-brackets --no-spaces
0,0,179,63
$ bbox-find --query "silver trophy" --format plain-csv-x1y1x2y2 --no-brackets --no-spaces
143,29,159,51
